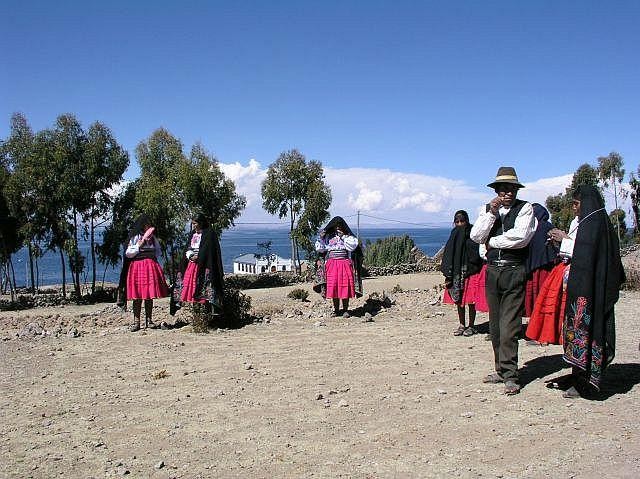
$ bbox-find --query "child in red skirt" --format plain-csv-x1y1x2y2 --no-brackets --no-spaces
121,215,169,331
315,216,362,317
441,210,484,336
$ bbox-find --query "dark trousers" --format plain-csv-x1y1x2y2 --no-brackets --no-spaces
485,264,526,381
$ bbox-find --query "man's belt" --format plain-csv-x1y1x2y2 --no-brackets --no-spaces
488,259,523,267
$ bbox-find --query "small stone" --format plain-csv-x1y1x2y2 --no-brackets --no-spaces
436,389,447,395
337,399,349,407
460,412,474,418
244,363,253,370
401,371,408,376
155,461,165,469
315,393,324,400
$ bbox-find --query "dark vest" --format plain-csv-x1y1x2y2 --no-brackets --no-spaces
486,199,530,264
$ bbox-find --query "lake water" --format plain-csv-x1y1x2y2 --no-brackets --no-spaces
9,226,451,287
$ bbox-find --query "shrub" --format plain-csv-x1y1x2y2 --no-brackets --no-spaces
287,288,309,301
363,235,417,268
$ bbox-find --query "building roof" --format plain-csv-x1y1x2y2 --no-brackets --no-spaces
234,253,258,264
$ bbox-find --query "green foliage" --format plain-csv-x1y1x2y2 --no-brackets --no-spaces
261,149,331,272
363,235,416,268
96,181,138,270
609,208,627,238
629,167,640,236
178,142,246,233
287,288,309,301
546,163,600,232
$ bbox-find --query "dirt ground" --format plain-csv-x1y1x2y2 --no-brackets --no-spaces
1,272,639,478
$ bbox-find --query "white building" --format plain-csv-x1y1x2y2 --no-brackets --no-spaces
233,253,295,275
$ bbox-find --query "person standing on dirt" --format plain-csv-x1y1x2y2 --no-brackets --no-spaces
120,214,169,331
314,216,363,317
470,167,536,395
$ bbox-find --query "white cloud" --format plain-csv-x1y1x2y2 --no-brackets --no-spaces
217,160,576,226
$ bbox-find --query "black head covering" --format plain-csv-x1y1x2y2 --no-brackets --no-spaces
192,212,210,230
128,214,152,242
525,203,558,274
563,185,625,389
320,216,364,298
440,211,481,302
324,216,354,237
453,210,470,225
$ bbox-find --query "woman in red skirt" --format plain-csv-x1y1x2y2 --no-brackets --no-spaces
441,210,484,336
120,214,169,331
315,216,363,317
175,213,224,311
526,202,579,345
524,204,559,319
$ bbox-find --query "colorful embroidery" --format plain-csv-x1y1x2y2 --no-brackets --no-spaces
563,296,603,388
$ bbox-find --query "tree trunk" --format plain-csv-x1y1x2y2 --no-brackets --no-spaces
90,213,96,295
613,178,621,240
59,248,67,298
289,210,299,274
73,209,81,300
8,258,17,302
27,242,35,291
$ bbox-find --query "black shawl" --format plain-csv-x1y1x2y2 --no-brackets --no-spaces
563,185,625,389
179,227,225,303
440,224,482,303
525,203,559,274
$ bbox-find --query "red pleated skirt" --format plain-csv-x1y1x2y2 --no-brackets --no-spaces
180,261,207,303
126,258,169,300
525,262,568,345
524,266,552,317
325,258,355,299
443,267,488,312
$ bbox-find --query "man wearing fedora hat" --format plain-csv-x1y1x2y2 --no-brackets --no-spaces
470,166,537,395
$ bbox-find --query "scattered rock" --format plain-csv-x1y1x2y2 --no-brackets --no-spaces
155,461,165,469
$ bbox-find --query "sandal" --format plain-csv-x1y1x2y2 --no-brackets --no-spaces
504,380,521,395
463,326,477,336
562,386,581,399
482,373,504,384
453,325,466,336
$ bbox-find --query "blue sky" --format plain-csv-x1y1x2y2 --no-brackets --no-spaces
2,1,639,225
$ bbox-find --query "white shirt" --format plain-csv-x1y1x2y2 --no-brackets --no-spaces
470,202,537,249
315,234,358,253
559,217,579,258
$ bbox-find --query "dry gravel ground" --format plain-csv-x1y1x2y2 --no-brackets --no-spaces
1,272,639,479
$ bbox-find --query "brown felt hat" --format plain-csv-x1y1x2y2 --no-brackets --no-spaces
487,166,525,189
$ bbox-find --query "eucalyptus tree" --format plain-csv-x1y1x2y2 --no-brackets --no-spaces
83,122,129,293
261,149,332,273
96,180,138,285
52,114,90,299
178,142,246,233
546,163,600,232
134,128,189,281
597,152,626,240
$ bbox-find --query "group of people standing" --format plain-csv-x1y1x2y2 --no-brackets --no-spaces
440,166,625,398
116,167,625,400
117,213,224,331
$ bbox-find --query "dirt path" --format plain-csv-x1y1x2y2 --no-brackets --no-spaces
1,272,639,478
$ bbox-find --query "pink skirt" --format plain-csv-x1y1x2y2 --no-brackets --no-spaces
443,268,488,312
325,258,355,299
126,258,169,300
180,261,207,303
